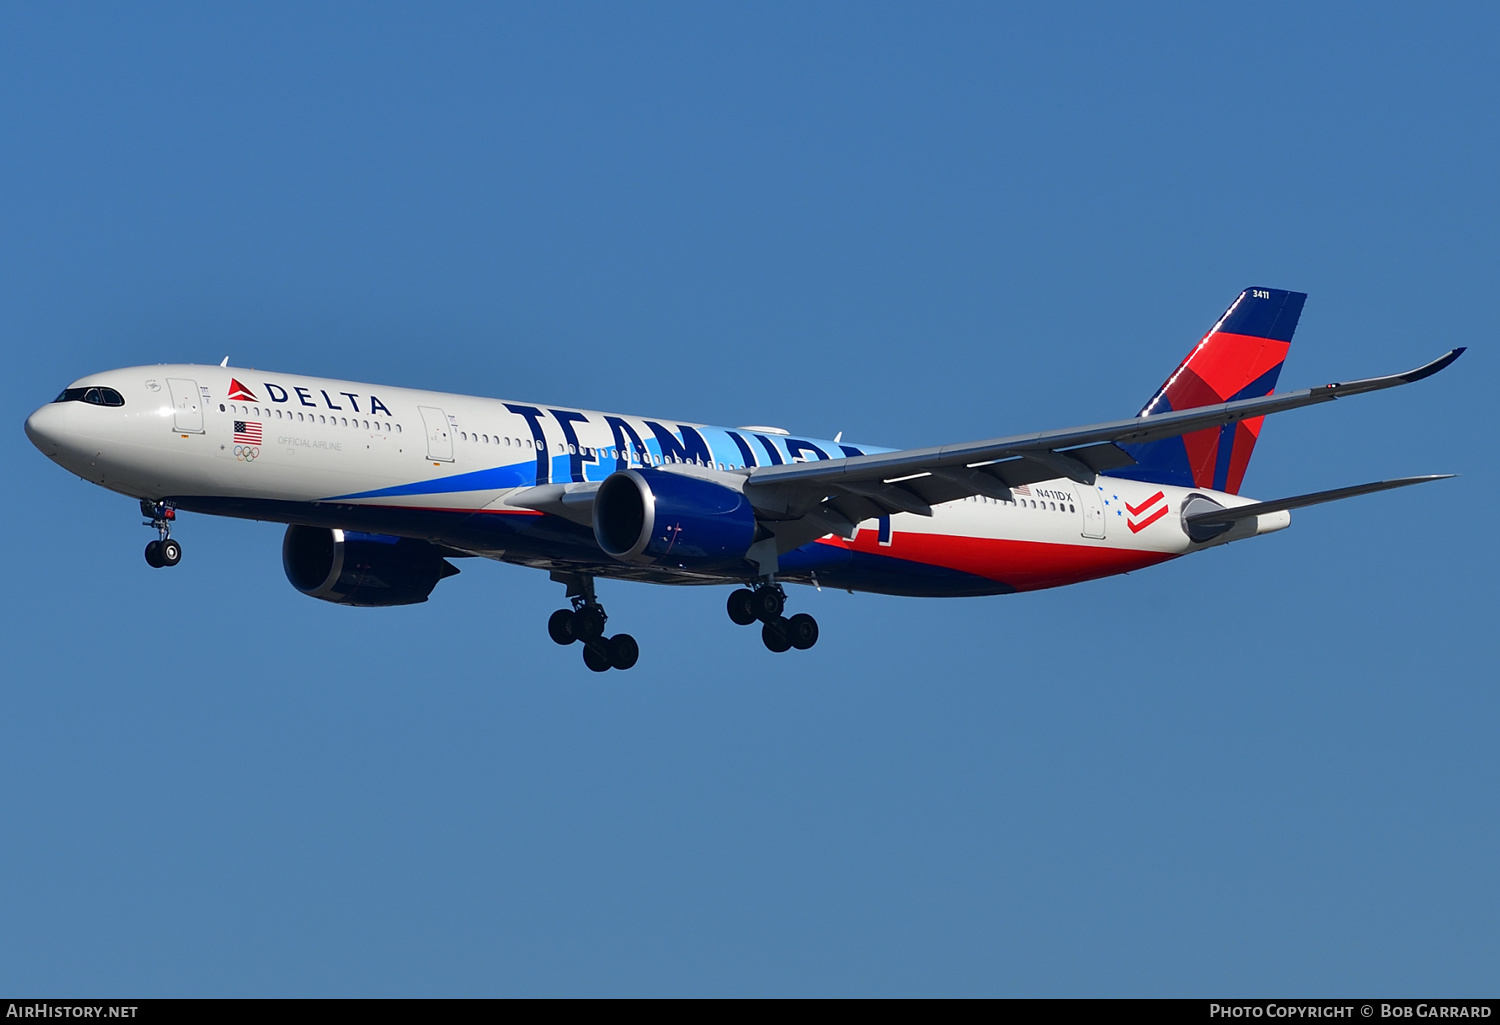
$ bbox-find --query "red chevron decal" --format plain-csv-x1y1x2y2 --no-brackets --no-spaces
1126,491,1166,517
1127,504,1170,533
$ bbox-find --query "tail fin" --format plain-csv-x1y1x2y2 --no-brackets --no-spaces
1114,286,1306,494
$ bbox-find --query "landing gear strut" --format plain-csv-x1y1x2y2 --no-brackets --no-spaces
141,500,182,568
727,582,818,653
548,572,638,672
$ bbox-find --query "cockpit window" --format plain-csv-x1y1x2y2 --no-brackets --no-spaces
54,386,125,407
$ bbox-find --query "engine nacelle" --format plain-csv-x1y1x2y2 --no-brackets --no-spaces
593,469,757,569
282,525,459,606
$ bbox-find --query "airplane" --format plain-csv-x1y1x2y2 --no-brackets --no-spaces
25,287,1462,672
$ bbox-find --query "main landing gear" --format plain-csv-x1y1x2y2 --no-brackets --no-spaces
547,572,638,672
726,582,818,653
141,500,183,569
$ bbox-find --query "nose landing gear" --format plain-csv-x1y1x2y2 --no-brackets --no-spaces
548,572,638,672
141,500,182,568
727,582,818,653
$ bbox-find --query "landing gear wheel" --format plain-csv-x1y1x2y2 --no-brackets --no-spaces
608,634,639,671
761,618,792,653
144,540,164,568
582,642,613,672
548,609,577,645
727,588,757,626
574,605,607,641
751,587,784,622
787,613,819,650
159,538,182,567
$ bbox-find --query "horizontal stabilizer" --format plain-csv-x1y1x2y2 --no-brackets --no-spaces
1183,474,1455,541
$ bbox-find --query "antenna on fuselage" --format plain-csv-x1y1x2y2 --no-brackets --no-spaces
219,357,229,367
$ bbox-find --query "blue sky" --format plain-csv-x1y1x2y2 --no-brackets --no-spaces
1,2,1494,996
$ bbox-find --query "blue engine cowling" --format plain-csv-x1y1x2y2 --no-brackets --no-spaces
282,525,459,606
593,469,757,569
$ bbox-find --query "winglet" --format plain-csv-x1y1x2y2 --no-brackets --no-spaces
1399,347,1465,383
1325,348,1465,397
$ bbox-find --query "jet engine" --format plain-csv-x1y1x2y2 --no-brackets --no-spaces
593,469,757,569
282,525,459,606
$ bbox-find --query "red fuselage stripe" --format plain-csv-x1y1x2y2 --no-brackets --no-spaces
828,533,1174,591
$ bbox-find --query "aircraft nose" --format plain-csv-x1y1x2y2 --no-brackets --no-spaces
24,402,64,457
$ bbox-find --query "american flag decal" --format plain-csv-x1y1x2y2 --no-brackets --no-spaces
1013,484,1031,496
233,421,262,446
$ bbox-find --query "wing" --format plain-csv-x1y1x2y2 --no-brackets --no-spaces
740,349,1464,539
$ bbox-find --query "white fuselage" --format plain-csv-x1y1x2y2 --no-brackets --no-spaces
26,363,1289,595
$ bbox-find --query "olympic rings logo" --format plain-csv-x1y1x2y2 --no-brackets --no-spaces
233,444,260,462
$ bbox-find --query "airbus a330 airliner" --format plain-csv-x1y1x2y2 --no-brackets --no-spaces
26,287,1461,671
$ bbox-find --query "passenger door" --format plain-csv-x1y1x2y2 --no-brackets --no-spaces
166,378,203,433
1078,482,1106,539
419,405,454,462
